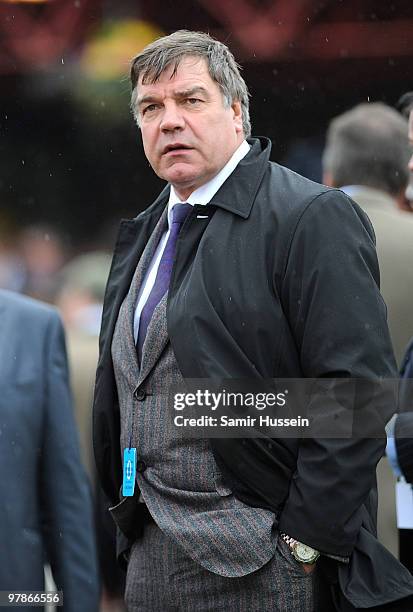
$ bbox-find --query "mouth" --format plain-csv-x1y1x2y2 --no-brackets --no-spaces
162,144,193,155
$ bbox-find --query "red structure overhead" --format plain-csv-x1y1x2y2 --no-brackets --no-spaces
143,0,413,62
0,0,412,74
196,0,316,60
195,0,413,60
0,0,99,74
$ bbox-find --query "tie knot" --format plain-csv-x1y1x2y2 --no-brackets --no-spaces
172,203,192,225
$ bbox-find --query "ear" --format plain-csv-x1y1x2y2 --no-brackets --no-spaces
231,100,243,134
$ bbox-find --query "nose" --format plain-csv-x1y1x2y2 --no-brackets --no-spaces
160,102,185,132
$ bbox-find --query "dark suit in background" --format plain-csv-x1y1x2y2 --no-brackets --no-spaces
0,289,99,611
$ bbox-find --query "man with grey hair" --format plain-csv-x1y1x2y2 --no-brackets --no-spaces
384,91,413,574
323,102,413,566
93,31,413,610
323,102,413,365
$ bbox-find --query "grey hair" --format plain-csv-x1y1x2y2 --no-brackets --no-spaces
323,102,410,197
130,30,251,137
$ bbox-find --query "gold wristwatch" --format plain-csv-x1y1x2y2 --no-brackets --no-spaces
280,533,320,564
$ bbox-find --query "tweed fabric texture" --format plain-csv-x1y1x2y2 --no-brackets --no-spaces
111,205,279,577
124,521,316,611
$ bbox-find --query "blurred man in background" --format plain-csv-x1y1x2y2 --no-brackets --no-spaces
323,102,413,561
323,102,413,366
382,92,413,573
57,251,112,476
56,252,125,612
18,225,67,303
0,289,99,611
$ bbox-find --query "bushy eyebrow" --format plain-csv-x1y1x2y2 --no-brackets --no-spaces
137,86,209,108
174,86,209,100
136,94,159,108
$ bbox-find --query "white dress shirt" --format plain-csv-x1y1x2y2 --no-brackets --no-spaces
133,139,250,342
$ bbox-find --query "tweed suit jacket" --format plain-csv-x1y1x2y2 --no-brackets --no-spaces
109,206,277,577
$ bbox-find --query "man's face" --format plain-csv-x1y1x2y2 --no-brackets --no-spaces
135,56,244,200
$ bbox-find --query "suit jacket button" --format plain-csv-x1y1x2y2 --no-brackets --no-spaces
134,388,146,401
137,461,147,473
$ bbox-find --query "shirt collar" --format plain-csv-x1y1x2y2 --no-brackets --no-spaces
341,184,397,213
167,140,250,225
340,185,367,198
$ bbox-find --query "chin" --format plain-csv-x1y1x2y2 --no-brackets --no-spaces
164,166,199,187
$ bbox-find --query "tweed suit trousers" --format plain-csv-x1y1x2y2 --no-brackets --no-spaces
111,205,316,610
125,523,315,611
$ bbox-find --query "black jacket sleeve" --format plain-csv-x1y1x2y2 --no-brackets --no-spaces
278,189,398,556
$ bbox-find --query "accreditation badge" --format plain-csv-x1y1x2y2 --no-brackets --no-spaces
122,447,137,497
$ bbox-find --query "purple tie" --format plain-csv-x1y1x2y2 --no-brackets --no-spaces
136,203,192,362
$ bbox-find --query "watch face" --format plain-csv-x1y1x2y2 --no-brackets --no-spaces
295,543,317,563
